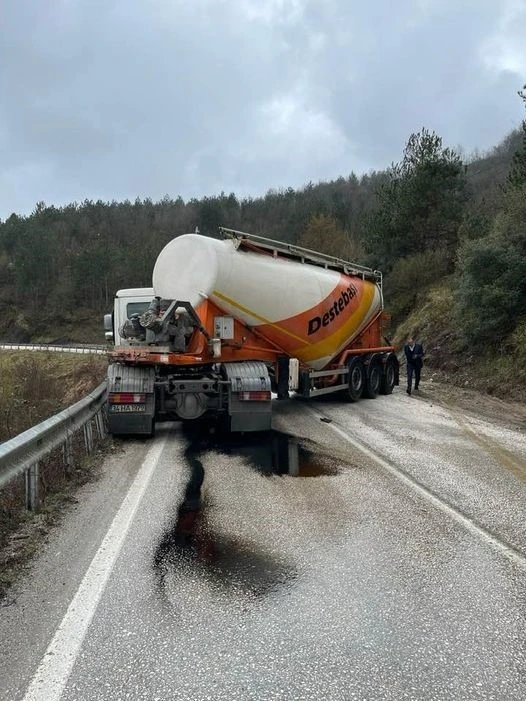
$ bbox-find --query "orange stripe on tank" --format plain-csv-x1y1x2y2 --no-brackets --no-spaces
290,283,377,362
254,275,374,357
211,275,380,366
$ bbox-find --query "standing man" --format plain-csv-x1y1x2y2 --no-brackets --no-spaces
404,335,425,395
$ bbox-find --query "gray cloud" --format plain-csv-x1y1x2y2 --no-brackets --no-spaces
0,0,524,219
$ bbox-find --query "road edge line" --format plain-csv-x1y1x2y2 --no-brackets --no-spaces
22,433,170,701
305,406,526,569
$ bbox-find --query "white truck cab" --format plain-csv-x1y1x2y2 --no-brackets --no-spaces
104,288,154,346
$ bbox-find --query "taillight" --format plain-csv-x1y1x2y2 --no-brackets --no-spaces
237,391,271,401
109,393,146,404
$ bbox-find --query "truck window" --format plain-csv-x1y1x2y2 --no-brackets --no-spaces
126,301,151,318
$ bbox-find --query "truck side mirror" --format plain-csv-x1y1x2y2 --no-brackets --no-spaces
104,313,114,343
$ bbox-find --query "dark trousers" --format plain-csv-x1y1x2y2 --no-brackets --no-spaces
407,364,421,391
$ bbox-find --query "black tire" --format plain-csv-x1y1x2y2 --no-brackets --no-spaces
363,359,381,399
380,356,397,395
343,357,365,402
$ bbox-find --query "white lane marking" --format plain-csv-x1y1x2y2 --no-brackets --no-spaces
307,407,526,569
23,434,170,701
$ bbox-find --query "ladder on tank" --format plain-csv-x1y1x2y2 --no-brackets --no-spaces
218,226,382,285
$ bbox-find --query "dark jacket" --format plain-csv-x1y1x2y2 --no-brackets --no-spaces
404,342,424,369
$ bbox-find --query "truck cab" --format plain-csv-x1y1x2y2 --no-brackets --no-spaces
104,288,154,346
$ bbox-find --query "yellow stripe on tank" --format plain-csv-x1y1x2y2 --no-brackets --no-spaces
290,283,377,363
212,289,309,345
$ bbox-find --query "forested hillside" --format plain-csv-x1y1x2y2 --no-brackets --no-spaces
0,90,524,397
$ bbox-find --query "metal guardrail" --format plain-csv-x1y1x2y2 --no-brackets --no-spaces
0,343,106,354
0,382,107,509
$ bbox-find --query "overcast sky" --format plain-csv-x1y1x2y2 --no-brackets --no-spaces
1,0,525,220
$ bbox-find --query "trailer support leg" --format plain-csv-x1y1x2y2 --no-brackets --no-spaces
277,355,290,400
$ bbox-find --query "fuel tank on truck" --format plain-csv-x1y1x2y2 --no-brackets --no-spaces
152,233,382,370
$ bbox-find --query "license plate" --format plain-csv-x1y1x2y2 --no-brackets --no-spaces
110,404,146,413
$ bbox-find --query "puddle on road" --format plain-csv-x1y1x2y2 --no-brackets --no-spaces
211,430,339,477
179,422,339,477
153,445,297,600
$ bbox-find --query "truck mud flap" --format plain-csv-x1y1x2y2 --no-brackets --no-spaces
107,364,156,436
222,361,272,432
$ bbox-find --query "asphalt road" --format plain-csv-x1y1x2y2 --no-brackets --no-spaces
1,383,525,700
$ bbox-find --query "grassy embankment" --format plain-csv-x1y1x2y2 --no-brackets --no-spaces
0,351,107,598
394,281,526,401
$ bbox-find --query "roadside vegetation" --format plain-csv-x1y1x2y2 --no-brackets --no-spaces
0,351,106,441
0,352,107,599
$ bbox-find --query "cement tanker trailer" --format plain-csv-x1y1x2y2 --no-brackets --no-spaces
105,227,399,435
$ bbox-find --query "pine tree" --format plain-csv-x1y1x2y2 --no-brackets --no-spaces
506,85,526,189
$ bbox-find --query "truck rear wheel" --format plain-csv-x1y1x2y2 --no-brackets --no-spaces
344,357,365,402
363,358,381,399
380,355,397,395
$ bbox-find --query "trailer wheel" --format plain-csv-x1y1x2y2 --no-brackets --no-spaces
380,356,397,395
363,358,381,399
344,357,365,402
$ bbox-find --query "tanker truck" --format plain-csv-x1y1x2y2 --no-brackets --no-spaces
104,227,399,435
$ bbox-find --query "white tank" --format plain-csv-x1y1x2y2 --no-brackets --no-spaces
153,234,382,369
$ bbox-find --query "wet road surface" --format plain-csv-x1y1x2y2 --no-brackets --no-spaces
1,384,526,700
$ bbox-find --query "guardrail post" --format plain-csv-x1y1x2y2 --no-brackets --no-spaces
63,435,74,474
25,462,40,510
94,410,106,440
83,421,94,454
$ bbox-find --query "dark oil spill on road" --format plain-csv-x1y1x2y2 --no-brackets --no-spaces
209,429,339,477
153,442,297,599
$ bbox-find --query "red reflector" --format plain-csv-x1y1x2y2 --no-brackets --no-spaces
109,393,146,404
238,391,271,401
